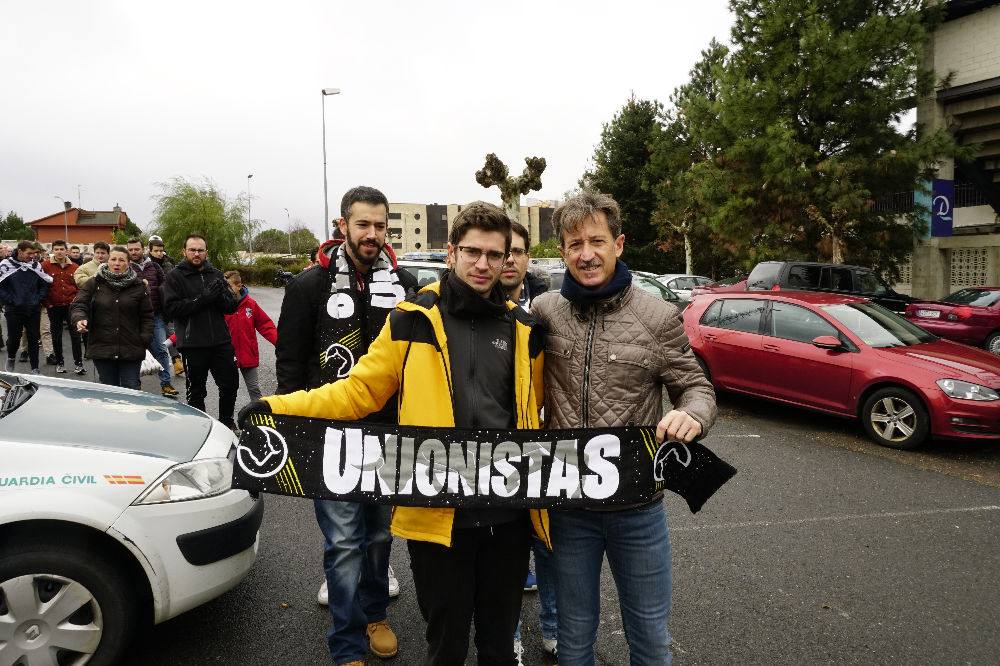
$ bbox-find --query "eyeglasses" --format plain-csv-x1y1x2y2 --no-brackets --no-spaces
186,248,207,254
508,248,528,258
456,245,506,268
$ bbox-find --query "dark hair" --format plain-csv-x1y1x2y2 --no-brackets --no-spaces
51,239,67,249
93,241,111,252
149,239,164,249
448,202,512,252
309,246,320,262
510,221,530,249
184,234,206,247
126,237,142,246
69,245,80,251
16,240,34,253
340,186,389,222
109,245,129,257
552,190,622,246
224,270,242,283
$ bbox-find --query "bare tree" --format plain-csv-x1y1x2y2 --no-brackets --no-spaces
475,153,547,223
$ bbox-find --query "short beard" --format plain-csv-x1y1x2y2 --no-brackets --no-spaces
346,235,383,266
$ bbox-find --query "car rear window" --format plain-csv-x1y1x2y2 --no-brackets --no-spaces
944,289,1000,307
747,263,782,290
707,299,765,333
786,265,821,289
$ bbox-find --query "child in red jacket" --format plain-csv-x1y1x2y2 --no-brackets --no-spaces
223,271,277,401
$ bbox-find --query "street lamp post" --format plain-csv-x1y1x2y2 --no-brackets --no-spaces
247,174,254,258
54,195,68,242
321,87,341,241
284,207,292,255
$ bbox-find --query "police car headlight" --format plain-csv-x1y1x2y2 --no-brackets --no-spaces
133,458,233,504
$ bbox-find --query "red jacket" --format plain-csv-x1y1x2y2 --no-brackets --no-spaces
42,259,79,307
224,289,278,368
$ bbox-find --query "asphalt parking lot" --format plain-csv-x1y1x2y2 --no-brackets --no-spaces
20,285,1000,665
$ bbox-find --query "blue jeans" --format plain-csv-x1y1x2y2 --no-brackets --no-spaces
148,313,172,385
314,499,392,664
93,359,141,390
514,537,558,642
550,502,672,666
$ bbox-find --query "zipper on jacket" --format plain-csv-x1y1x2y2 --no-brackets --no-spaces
581,309,597,427
470,317,478,428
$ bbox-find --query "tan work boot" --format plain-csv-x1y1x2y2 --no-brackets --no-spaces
367,619,398,658
172,357,185,375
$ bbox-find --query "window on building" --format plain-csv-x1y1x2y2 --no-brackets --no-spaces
389,227,402,235
391,242,403,249
414,213,421,220
388,212,402,220
415,242,422,249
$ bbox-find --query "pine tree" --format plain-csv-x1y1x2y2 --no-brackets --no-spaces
582,96,664,272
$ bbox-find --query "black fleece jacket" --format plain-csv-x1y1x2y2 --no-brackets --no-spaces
162,260,238,349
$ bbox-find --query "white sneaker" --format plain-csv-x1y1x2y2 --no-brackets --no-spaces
388,564,400,598
513,638,524,665
542,637,558,656
317,579,328,606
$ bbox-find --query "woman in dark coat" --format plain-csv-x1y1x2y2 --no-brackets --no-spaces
71,246,153,389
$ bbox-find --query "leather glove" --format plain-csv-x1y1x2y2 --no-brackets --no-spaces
238,399,271,429
207,278,228,299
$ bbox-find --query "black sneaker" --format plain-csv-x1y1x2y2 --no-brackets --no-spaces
18,351,28,362
56,364,66,374
46,353,58,366
74,363,86,375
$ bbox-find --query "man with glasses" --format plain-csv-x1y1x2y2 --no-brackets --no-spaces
162,234,239,428
242,201,547,665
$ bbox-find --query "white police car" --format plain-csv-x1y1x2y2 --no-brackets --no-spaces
0,372,262,664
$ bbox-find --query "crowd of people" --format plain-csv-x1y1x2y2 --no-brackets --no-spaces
2,185,716,666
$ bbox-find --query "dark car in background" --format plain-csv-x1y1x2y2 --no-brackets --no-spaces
684,291,1000,449
747,261,914,313
905,287,1000,354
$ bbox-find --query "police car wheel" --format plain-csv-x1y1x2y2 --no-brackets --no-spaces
0,542,141,666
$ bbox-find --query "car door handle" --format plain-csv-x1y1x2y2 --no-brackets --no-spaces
763,343,780,351
704,333,718,341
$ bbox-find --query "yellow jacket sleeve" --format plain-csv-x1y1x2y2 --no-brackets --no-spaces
264,317,402,420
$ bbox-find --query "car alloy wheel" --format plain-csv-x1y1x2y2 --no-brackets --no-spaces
985,332,1000,356
0,573,103,663
862,387,929,450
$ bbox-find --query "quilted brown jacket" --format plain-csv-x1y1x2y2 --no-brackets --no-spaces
532,284,717,433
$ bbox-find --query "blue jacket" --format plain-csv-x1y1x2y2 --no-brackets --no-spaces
0,258,51,310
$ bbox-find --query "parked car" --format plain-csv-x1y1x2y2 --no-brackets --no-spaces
684,291,1000,449
1,372,262,664
746,261,914,313
690,275,749,298
548,268,688,308
656,274,713,300
397,259,448,287
905,287,1000,354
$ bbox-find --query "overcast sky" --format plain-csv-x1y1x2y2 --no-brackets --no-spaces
1,0,733,241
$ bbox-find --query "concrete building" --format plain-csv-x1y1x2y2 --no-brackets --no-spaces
28,203,128,245
910,0,1000,297
387,202,555,255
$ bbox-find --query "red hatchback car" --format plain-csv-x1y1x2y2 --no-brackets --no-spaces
684,291,1000,449
904,287,1000,354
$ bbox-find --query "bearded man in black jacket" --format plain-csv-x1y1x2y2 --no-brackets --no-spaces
162,234,239,428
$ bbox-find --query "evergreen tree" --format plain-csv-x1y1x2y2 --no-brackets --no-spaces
582,96,664,272
0,211,34,241
709,0,960,280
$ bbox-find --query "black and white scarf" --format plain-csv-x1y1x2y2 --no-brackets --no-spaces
317,243,406,385
97,264,140,290
0,257,53,286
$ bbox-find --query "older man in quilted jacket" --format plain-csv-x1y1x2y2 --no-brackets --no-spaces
531,190,717,666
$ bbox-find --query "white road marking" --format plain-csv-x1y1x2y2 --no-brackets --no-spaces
672,505,1000,532
714,434,761,438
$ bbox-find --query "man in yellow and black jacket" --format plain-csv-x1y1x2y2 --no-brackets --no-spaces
244,202,546,666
